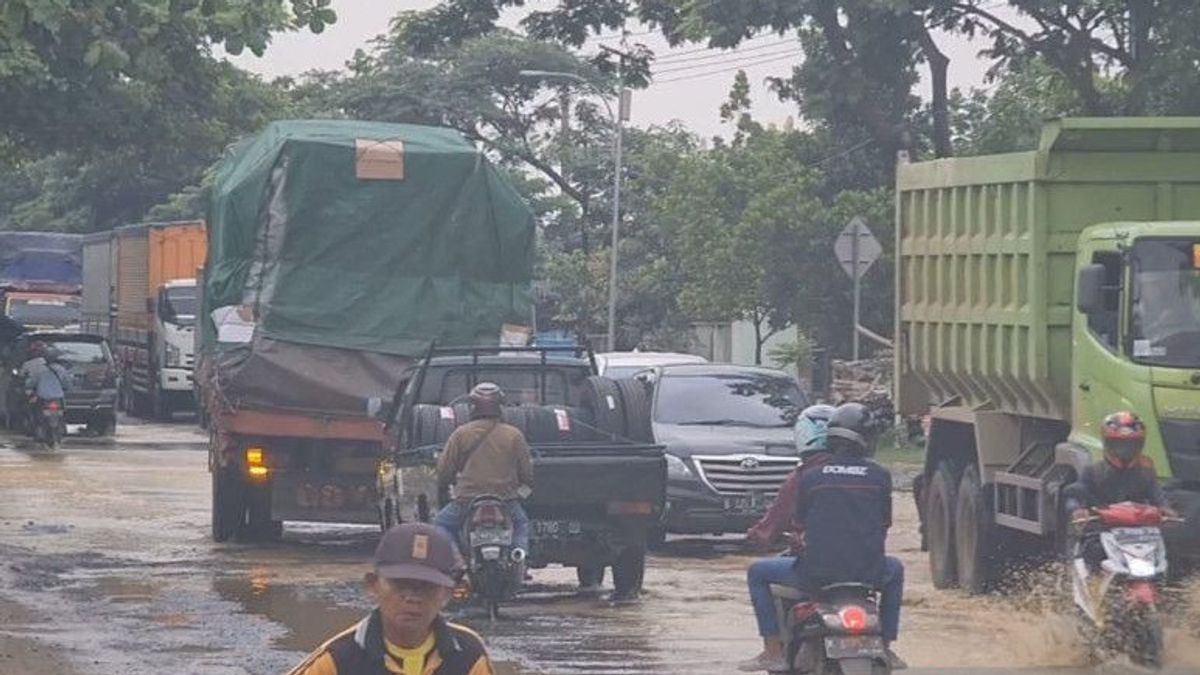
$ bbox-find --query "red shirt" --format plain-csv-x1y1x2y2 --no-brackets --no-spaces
746,452,832,554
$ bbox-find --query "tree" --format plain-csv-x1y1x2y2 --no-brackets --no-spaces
0,0,335,155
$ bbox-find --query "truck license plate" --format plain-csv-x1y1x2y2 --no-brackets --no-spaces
532,520,582,537
824,635,885,659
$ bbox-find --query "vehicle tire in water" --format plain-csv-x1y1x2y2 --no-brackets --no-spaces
1134,611,1164,669
211,465,245,543
612,545,646,599
581,376,626,439
576,564,606,589
615,378,653,443
926,461,959,589
955,464,998,595
240,483,282,542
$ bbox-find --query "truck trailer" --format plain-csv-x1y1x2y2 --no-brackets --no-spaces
898,118,1200,593
82,222,206,420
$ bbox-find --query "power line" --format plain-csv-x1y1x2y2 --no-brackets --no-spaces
653,38,795,66
651,33,791,62
654,51,801,83
654,46,799,74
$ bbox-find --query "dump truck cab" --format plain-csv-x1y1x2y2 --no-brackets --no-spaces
1072,223,1200,501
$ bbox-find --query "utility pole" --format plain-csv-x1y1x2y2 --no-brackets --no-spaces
599,42,632,353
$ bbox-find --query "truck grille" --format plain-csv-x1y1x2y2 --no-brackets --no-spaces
1160,418,1200,483
692,455,799,496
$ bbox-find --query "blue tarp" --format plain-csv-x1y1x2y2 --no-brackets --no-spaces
0,232,83,289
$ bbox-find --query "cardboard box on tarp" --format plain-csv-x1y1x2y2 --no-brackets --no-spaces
201,120,535,417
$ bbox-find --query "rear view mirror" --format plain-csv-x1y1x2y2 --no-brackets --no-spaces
1077,264,1106,315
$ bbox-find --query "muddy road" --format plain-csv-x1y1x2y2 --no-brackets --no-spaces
1,419,1199,674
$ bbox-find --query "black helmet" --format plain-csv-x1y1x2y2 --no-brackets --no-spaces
826,402,874,456
469,382,505,419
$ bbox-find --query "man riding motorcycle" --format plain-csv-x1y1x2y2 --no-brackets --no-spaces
1063,411,1174,566
795,403,905,671
19,341,68,433
739,404,836,672
433,383,534,556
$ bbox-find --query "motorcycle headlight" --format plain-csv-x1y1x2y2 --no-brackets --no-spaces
665,453,693,480
165,344,181,367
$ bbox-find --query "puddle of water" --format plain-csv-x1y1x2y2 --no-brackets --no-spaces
212,569,366,652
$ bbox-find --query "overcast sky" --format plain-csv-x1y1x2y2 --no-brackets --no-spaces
230,1,999,139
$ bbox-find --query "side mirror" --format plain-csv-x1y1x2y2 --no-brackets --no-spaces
1077,264,1107,315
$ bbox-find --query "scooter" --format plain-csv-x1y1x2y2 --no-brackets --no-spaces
460,495,525,620
1070,501,1178,669
772,582,892,675
27,393,65,449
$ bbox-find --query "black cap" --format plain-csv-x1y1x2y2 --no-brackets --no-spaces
373,523,462,588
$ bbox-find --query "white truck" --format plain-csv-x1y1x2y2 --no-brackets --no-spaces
82,222,206,420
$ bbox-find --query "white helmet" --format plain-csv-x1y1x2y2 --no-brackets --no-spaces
794,404,836,456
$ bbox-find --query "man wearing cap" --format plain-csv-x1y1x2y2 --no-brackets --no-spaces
434,382,534,554
287,523,495,675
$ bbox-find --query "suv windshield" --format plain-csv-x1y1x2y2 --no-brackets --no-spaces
1131,238,1200,367
6,298,81,327
654,371,807,428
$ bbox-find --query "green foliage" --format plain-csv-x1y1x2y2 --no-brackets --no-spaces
769,334,815,372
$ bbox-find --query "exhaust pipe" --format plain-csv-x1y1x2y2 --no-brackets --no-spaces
510,547,527,563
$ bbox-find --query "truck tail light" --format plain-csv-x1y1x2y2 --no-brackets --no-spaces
607,501,654,516
246,447,269,480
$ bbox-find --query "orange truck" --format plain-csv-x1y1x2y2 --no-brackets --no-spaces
82,222,206,419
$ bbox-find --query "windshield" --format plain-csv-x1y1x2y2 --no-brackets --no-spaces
164,286,197,324
604,365,649,380
1131,239,1200,367
46,340,109,365
6,298,81,327
654,372,807,427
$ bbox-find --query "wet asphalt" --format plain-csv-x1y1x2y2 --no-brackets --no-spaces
1,417,1199,674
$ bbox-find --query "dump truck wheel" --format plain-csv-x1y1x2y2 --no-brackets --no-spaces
955,465,996,595
926,461,959,589
211,466,244,543
581,376,626,439
576,565,606,589
612,545,646,600
240,484,282,542
615,379,653,443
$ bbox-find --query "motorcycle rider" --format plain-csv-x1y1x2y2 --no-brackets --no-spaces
1063,411,1174,566
794,403,906,671
434,383,533,556
739,404,836,672
19,341,68,433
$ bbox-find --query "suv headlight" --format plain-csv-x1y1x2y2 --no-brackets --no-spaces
165,343,181,367
665,453,693,479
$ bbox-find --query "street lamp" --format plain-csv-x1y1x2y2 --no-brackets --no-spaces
519,69,626,352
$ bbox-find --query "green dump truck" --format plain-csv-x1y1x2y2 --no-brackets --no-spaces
897,118,1200,593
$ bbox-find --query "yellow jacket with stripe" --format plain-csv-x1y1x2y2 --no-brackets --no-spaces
287,610,495,675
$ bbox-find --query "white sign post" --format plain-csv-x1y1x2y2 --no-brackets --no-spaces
834,216,882,360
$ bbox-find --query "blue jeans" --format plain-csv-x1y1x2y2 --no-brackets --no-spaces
748,555,904,643
434,499,530,553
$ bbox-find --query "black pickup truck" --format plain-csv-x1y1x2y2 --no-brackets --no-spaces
378,346,666,598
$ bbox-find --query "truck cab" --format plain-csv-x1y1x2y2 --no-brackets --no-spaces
3,292,81,333
154,279,198,403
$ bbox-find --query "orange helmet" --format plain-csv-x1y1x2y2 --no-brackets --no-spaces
1102,411,1146,468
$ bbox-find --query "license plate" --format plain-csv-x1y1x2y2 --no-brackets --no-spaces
723,494,763,513
824,635,885,659
470,530,511,546
531,520,582,537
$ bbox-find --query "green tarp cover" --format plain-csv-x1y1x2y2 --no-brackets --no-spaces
205,120,534,356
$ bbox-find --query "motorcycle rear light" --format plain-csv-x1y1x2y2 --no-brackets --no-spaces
45,401,61,412
839,606,869,635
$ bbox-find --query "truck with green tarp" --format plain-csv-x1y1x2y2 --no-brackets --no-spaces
897,118,1200,593
199,120,538,541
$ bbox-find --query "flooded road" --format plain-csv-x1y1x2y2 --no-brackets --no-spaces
1,419,1200,674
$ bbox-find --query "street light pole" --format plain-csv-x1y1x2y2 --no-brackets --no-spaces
518,69,625,351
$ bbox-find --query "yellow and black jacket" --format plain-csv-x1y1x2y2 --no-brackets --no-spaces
287,610,494,675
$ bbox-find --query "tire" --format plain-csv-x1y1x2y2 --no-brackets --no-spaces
524,406,592,443
381,498,400,531
926,461,959,590
955,465,997,595
153,387,172,422
412,404,452,448
615,379,653,443
612,545,646,599
87,414,115,438
1134,612,1164,669
581,376,626,439
500,406,534,435
211,466,244,543
240,483,282,542
576,565,606,589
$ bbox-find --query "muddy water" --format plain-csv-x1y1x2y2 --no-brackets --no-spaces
1,425,1200,674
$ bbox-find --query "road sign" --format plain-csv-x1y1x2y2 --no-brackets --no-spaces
834,216,882,280
834,216,882,360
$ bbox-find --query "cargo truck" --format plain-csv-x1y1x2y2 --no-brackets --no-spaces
0,231,83,330
898,118,1200,594
82,222,206,420
200,120,540,542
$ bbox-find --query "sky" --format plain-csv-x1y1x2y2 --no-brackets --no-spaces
230,1,1000,139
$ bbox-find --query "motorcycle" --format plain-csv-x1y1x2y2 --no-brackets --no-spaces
1069,501,1178,669
460,495,525,619
27,393,65,449
772,582,891,675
